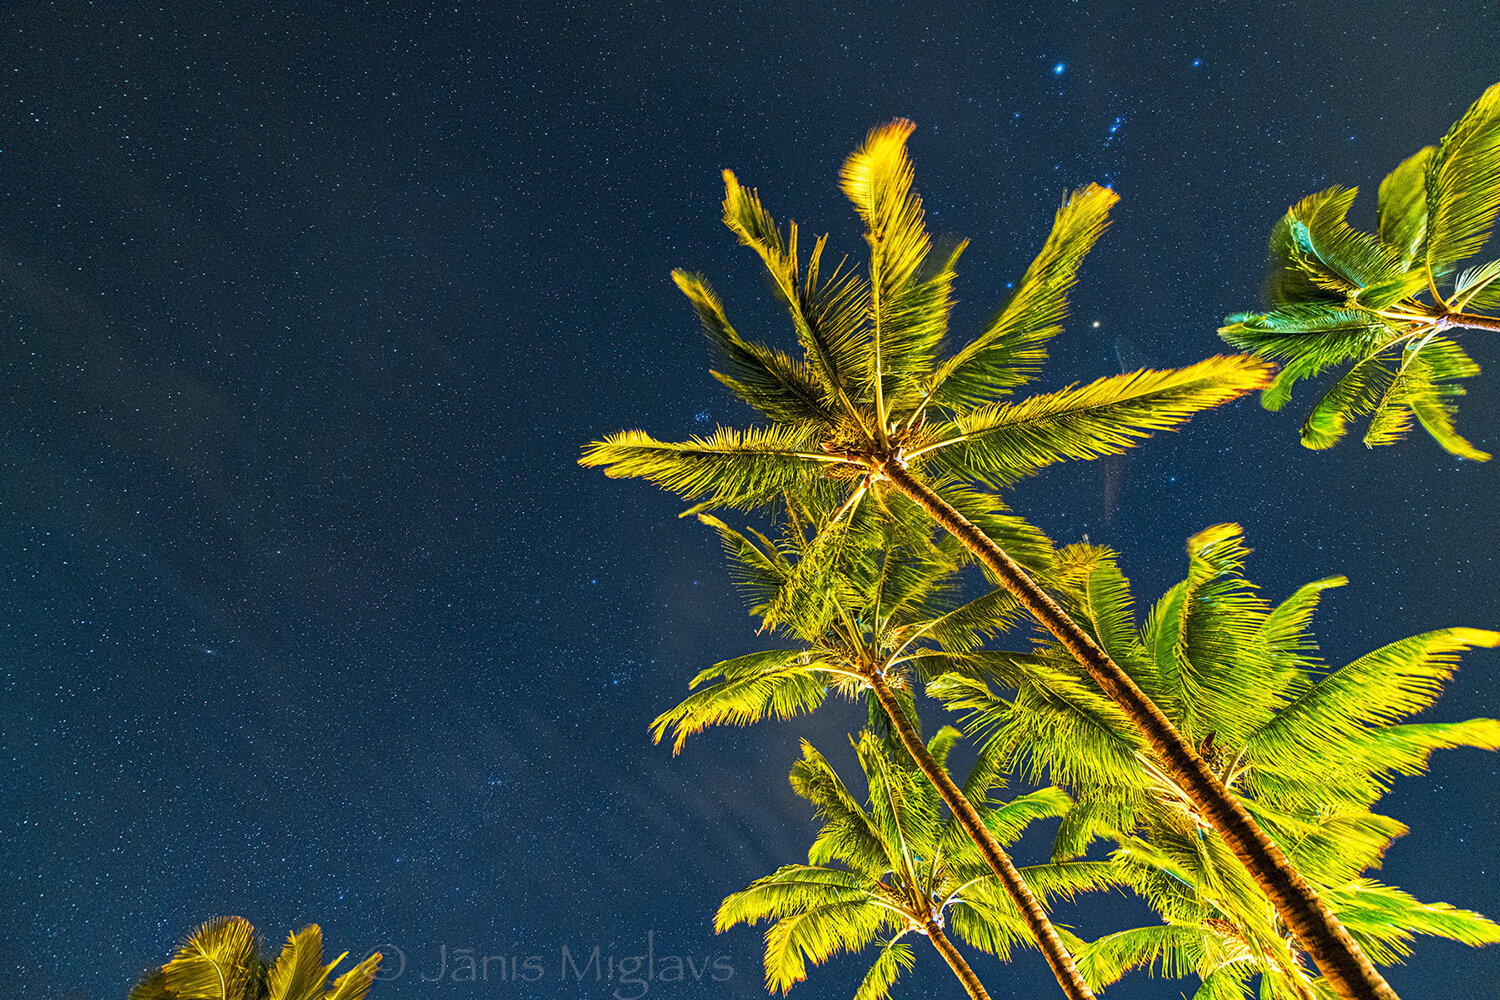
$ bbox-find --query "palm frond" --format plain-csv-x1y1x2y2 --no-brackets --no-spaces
1248,627,1500,782
1193,963,1255,1000
1377,145,1436,265
981,787,1074,846
161,916,260,1000
672,270,840,425
697,514,790,618
1451,257,1500,311
721,170,869,412
323,954,381,1000
1277,186,1408,297
265,926,335,1000
929,183,1118,407
1052,543,1148,673
852,938,916,1000
760,897,892,994
1074,924,1208,989
650,649,833,753
1326,879,1500,965
1363,336,1487,460
1298,350,1397,450
717,865,874,929
580,425,838,511
839,119,948,406
1260,575,1346,668
922,356,1272,489
1143,524,1288,745
1423,80,1500,277
1218,305,1390,412
791,741,891,876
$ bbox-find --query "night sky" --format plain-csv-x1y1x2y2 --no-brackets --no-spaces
3,4,1498,999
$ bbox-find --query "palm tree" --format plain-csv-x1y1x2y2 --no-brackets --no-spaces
655,496,1103,999
127,917,380,1000
1221,80,1500,459
1075,822,1500,999
932,525,1500,997
719,729,1120,1000
581,121,1399,1000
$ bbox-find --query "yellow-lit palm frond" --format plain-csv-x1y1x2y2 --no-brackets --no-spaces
918,356,1273,489
929,184,1118,408
131,918,380,1000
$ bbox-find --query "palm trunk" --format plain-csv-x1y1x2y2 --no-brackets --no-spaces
1444,310,1500,332
868,672,1096,1000
925,917,995,1000
877,457,1399,1000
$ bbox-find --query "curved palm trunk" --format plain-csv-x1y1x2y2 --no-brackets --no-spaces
877,457,1399,1000
925,917,995,1000
868,673,1096,1000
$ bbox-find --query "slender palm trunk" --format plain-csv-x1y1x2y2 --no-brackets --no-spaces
1444,311,1500,332
868,673,1096,1000
877,457,1399,1000
925,917,995,1000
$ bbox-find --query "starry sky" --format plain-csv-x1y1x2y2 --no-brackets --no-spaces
2,3,1497,999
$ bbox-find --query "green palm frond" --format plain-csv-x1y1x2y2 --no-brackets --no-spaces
929,183,1118,407
840,119,957,409
1423,80,1500,277
1223,81,1500,458
1219,304,1389,412
580,425,839,511
922,356,1273,489
1051,543,1148,673
1326,880,1500,965
1297,348,1398,450
650,649,836,753
1452,257,1500,310
1193,963,1257,1000
1259,575,1346,669
672,270,840,426
916,585,1026,655
1142,524,1290,745
716,865,875,929
133,920,377,1000
1377,145,1436,265
161,916,261,1000
761,897,892,994
721,170,868,412
1362,335,1487,459
791,741,891,877
979,786,1073,846
696,514,789,618
852,938,916,1000
1074,924,1210,989
1249,627,1500,773
1276,186,1409,298
728,729,1095,998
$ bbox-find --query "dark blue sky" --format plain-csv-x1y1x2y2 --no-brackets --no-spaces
2,3,1496,998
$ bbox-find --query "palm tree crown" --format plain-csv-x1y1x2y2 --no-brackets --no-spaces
1221,80,1500,459
719,729,1119,1000
583,118,1269,523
